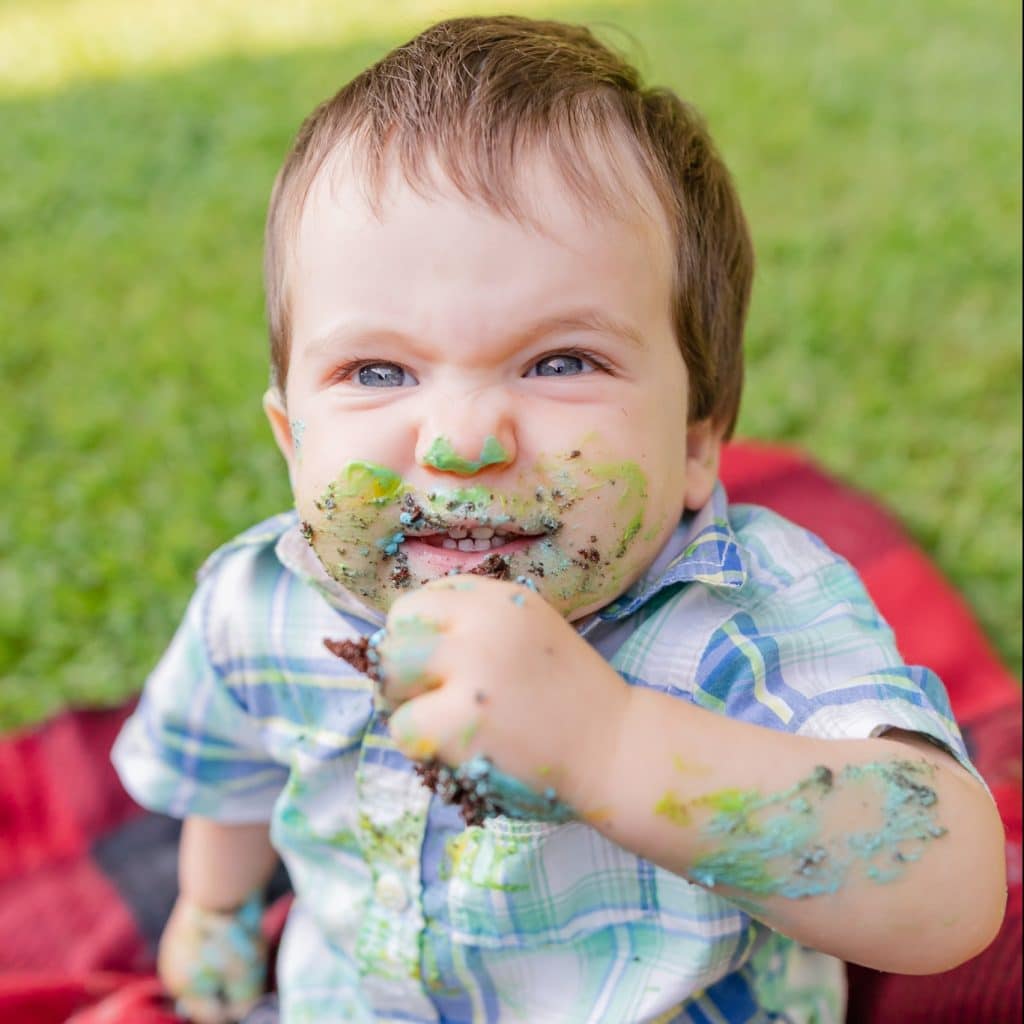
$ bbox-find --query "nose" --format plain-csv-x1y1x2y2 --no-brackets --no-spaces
416,393,516,477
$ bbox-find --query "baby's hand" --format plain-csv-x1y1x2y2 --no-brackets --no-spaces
377,576,629,816
157,893,267,1024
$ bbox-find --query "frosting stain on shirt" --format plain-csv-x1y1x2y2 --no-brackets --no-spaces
442,827,528,893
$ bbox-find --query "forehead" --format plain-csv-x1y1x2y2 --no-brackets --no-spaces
285,143,676,360
293,129,674,273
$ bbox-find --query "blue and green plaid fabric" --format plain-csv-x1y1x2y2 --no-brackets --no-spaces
113,486,974,1023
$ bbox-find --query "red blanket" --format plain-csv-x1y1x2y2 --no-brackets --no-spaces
1,441,1019,1023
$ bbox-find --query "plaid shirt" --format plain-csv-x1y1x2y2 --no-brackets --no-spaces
112,485,974,1023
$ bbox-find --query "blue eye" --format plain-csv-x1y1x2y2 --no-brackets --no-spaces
356,363,417,388
528,353,595,378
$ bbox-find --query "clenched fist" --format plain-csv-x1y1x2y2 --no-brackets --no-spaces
157,893,267,1024
374,575,630,818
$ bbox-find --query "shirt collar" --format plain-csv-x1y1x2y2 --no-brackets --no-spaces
274,482,747,630
594,483,747,622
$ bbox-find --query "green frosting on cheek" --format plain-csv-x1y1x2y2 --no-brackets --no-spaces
585,461,649,559
334,461,405,504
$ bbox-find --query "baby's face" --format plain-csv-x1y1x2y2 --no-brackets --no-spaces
267,150,719,619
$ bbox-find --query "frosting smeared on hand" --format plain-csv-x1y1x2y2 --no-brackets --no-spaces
157,893,266,1024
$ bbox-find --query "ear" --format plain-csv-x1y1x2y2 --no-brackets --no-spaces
263,387,295,471
682,418,722,511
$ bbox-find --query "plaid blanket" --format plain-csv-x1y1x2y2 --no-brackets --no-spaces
2,441,1019,1023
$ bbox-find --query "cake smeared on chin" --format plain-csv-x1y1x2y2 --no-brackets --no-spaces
297,451,659,618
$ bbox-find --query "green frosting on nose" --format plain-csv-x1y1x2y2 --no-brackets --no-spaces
423,435,509,475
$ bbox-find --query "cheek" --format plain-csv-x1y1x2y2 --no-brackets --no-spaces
504,457,654,617
537,430,687,616
620,405,690,512
291,410,411,495
576,403,689,517
284,412,411,602
296,460,412,609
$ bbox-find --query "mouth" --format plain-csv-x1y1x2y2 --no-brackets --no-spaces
394,509,557,578
398,533,536,584
413,524,543,553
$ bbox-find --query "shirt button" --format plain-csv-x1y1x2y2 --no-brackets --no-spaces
375,872,409,911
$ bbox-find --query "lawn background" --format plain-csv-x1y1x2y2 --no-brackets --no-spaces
1,0,1020,729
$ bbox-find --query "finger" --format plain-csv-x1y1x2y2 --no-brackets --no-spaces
225,993,263,1022
174,995,233,1024
374,615,448,708
389,687,576,825
377,576,536,708
387,572,511,618
220,940,267,1009
388,682,484,764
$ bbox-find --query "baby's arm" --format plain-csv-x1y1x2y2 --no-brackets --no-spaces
380,576,1006,976
592,692,1005,973
158,817,279,1024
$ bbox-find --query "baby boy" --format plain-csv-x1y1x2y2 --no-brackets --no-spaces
112,15,1005,1024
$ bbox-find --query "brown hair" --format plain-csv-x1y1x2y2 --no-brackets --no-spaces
265,16,753,437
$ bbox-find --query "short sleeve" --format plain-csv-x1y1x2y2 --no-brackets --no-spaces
693,557,980,781
111,570,289,823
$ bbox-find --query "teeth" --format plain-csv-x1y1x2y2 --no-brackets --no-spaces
428,527,519,552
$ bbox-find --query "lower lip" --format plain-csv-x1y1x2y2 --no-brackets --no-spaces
402,536,537,575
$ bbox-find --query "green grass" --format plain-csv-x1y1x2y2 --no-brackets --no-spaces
1,0,1020,730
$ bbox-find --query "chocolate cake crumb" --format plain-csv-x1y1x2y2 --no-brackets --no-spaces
390,552,412,588
401,494,424,521
414,758,495,827
568,450,581,459
466,552,511,580
414,754,572,827
414,759,444,791
323,636,371,675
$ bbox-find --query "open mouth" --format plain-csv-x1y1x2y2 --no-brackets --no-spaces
416,524,542,552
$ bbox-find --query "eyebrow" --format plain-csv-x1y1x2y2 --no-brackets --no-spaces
522,311,647,350
303,309,647,359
